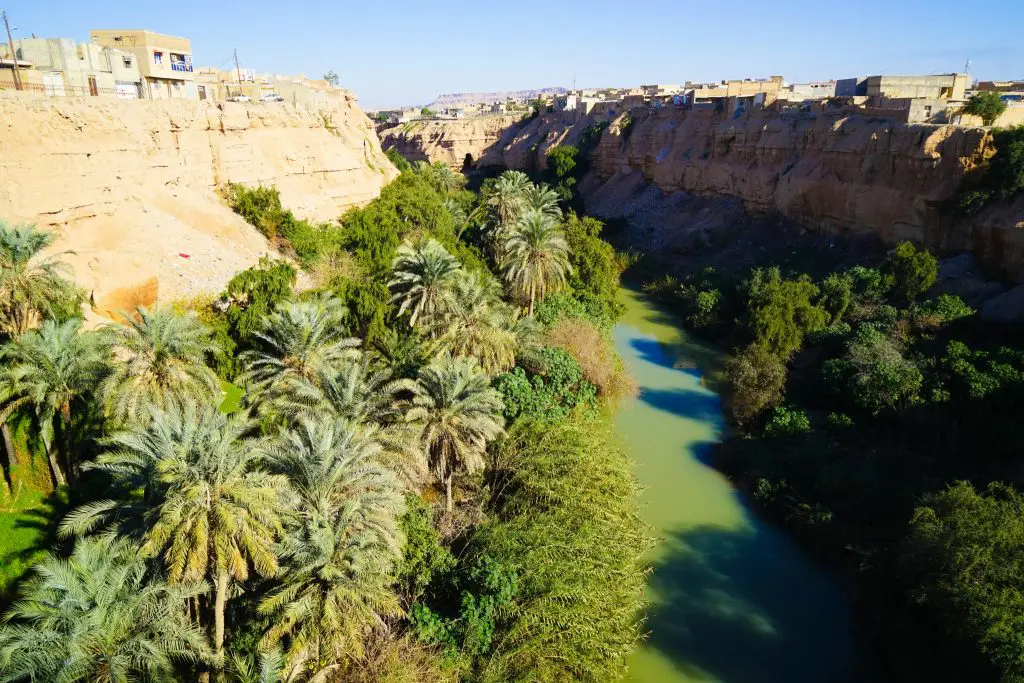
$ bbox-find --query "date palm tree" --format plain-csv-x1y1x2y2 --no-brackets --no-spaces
430,273,517,375
387,238,463,330
523,183,563,220
261,416,405,672
0,319,107,486
500,209,572,315
64,401,287,671
405,356,504,514
240,296,359,400
0,221,79,339
0,535,209,683
430,163,467,195
101,306,220,424
487,171,531,226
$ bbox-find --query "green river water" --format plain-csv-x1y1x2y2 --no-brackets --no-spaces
614,287,868,683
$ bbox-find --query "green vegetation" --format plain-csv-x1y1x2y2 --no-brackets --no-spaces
0,165,649,682
644,231,1024,682
957,125,1024,214
962,91,1007,126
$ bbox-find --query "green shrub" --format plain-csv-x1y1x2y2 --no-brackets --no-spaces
763,405,812,438
920,294,974,323
745,267,827,358
826,411,854,429
887,242,938,302
845,326,923,413
386,147,413,172
727,344,787,426
820,272,853,323
962,91,1007,126
904,481,1024,681
495,347,597,422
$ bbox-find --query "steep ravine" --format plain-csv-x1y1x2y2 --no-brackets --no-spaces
0,92,397,317
379,109,1024,283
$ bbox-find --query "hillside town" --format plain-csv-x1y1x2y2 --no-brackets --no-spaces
1,25,1022,130
381,74,1024,128
0,28,351,109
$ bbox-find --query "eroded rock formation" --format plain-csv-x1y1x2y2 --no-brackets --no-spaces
380,108,1024,282
0,92,396,315
378,115,522,169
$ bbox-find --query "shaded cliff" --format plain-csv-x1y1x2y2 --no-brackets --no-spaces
0,92,397,315
380,108,1024,281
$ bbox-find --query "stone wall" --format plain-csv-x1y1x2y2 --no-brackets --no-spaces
0,92,397,315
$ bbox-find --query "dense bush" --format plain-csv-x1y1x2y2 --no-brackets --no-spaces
745,267,827,358
726,344,787,425
887,242,938,302
763,405,812,438
495,347,598,421
962,92,1007,126
905,482,1024,681
472,416,652,682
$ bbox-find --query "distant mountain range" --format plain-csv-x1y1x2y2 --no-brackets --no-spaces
428,87,567,109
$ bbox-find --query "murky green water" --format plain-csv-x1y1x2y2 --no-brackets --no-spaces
615,287,867,683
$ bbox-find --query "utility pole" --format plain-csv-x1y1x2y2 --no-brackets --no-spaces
2,11,21,90
233,48,242,95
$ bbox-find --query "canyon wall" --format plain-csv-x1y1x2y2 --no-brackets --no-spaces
380,108,1024,281
0,92,397,316
378,115,522,169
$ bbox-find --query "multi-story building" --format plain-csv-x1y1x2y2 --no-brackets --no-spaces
89,29,195,99
0,37,142,97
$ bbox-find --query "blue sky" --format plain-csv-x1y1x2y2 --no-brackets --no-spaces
8,0,1024,109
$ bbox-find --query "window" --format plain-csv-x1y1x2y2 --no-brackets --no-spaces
122,55,132,68
153,51,163,65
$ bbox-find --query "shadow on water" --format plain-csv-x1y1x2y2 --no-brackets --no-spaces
646,525,863,683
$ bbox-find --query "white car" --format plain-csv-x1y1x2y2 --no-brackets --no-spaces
260,93,284,103
228,95,251,103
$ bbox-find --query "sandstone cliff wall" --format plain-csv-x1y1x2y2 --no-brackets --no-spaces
378,115,522,169
0,92,397,315
379,108,1024,281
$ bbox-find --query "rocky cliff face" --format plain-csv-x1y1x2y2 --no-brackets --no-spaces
0,92,396,316
381,108,1024,281
378,115,522,169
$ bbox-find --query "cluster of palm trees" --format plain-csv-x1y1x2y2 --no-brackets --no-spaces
0,222,512,681
482,170,572,315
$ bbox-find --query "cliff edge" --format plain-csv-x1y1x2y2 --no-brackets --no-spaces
0,92,397,316
379,108,1024,281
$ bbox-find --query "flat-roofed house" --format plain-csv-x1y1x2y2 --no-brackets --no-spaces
90,29,196,100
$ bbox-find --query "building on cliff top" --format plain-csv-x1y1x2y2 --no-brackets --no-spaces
90,29,195,100
0,37,142,97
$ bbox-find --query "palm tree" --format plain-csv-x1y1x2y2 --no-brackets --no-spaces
101,305,220,424
0,221,79,339
65,401,287,670
443,197,468,234
431,163,466,194
523,183,563,220
261,417,405,672
500,209,573,315
430,273,517,375
487,171,531,226
387,238,463,330
0,535,209,683
240,296,359,398
405,356,505,514
0,319,107,486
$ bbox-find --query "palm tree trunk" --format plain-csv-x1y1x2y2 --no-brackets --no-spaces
445,474,453,516
2,424,18,467
60,406,76,483
46,438,67,487
214,572,229,672
528,282,536,317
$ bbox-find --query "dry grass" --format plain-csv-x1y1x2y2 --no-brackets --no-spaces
342,631,460,683
546,319,638,404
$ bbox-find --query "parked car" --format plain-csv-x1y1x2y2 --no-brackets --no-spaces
228,95,251,103
260,93,284,103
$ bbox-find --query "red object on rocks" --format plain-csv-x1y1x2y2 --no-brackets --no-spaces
179,253,191,259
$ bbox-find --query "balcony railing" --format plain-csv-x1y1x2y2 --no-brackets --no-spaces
170,61,193,73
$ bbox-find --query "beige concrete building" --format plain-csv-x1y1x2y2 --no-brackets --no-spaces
0,37,142,97
865,73,968,100
90,30,195,100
